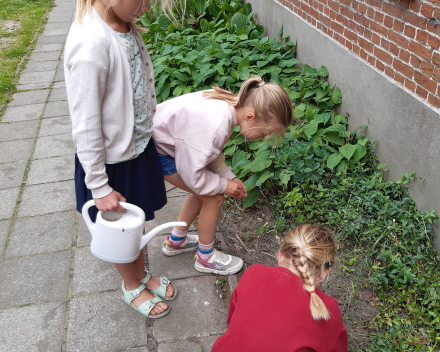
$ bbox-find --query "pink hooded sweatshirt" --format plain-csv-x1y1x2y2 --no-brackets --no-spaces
153,91,237,196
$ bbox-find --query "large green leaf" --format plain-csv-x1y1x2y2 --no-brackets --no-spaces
327,153,343,170
352,144,366,163
256,171,274,187
231,12,248,32
279,58,299,67
303,121,319,139
244,173,259,191
243,188,259,210
339,144,357,161
332,87,342,104
157,14,171,30
237,56,249,72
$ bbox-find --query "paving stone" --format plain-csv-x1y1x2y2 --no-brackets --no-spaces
54,67,65,82
25,59,59,73
18,70,55,85
0,139,33,163
165,181,175,191
0,187,20,220
0,301,66,352
72,246,121,295
33,43,64,53
127,348,149,352
41,28,69,36
153,276,227,343
0,219,11,259
2,103,45,122
49,87,67,102
18,180,75,217
167,188,190,198
40,116,71,136
0,160,27,189
66,291,148,352
43,21,71,30
54,81,66,88
6,211,74,257
27,155,74,186
36,34,67,45
16,82,52,90
29,51,60,62
34,133,75,159
157,335,220,352
9,89,49,106
47,15,73,23
77,214,92,247
0,250,71,308
147,233,208,280
0,120,39,141
44,100,69,117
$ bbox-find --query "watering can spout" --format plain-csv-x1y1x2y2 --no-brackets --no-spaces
139,221,187,250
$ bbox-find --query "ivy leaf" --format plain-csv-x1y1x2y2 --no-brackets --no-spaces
243,188,259,210
237,56,250,72
332,87,342,104
327,153,343,170
339,144,357,161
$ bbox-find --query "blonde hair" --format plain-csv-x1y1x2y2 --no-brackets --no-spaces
75,0,181,32
203,76,293,135
280,224,335,321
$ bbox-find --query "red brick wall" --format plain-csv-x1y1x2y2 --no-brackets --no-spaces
277,0,440,109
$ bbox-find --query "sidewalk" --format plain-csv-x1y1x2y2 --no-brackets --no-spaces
0,1,229,351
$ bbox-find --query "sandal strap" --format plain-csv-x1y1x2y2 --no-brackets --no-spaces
140,271,152,285
137,294,164,316
122,282,146,304
150,276,171,298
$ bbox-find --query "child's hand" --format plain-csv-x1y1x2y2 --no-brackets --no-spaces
94,190,126,212
225,179,247,199
232,178,247,199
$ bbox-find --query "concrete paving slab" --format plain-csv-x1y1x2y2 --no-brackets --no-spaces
9,89,49,106
127,348,149,352
33,43,64,53
147,233,206,281
28,51,61,62
44,100,69,117
0,301,66,352
72,246,121,295
40,116,71,136
165,181,175,191
6,211,74,257
76,214,91,247
2,102,45,122
25,59,59,72
16,82,52,90
0,160,26,189
47,15,74,23
167,188,190,198
36,34,67,45
153,276,228,343
54,81,66,89
0,219,11,259
0,120,39,141
0,187,20,220
41,28,69,36
66,291,148,352
0,250,71,308
27,154,74,185
34,133,75,159
18,180,76,217
0,139,33,163
54,67,65,82
49,87,68,102
18,70,55,85
43,21,72,30
157,335,220,352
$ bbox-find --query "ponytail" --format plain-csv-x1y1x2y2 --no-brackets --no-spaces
280,224,335,321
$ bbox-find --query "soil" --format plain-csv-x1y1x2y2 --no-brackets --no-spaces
218,198,379,351
1,20,21,33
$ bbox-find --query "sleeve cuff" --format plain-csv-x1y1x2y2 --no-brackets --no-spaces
91,183,113,199
219,168,237,180
219,178,228,194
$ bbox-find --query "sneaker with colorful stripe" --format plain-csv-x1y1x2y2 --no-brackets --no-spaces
194,249,243,275
162,234,199,256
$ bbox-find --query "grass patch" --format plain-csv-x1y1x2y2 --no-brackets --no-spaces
0,0,53,111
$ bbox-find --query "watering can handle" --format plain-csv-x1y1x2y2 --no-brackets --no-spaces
82,199,97,234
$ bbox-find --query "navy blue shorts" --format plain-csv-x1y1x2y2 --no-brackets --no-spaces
75,138,167,222
158,154,177,176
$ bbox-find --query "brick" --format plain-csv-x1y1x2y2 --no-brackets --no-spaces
385,65,395,78
340,0,352,7
349,19,356,30
375,46,394,63
364,28,373,40
367,6,375,18
354,13,370,27
371,21,388,35
333,32,340,41
341,6,354,18
372,33,381,44
376,59,386,71
421,3,434,17
395,71,405,84
416,85,428,99
394,0,410,7
432,6,440,19
414,71,437,92
345,28,358,42
375,11,384,23
404,25,416,38
353,43,361,54
368,54,376,65
381,37,391,50
404,11,427,29
338,35,346,46
331,20,345,33
432,52,440,66
384,15,394,28
399,48,411,62
328,0,339,11
383,2,404,18
411,54,422,68
426,22,440,36
421,61,434,76
393,19,404,32
408,40,433,61
394,58,414,77
342,16,350,26
389,30,410,48
352,0,359,10
390,42,400,55
416,30,429,44
433,67,440,82
428,94,440,108
365,0,382,9
409,0,422,12
360,48,369,60
405,78,416,91
330,9,336,19
359,3,367,14
356,23,365,35
359,37,375,52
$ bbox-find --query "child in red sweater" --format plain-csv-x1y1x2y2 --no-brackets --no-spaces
211,224,348,352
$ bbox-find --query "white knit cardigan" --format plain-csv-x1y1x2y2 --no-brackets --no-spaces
64,8,157,198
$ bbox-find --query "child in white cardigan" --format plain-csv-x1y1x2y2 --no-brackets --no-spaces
153,76,293,275
65,0,178,320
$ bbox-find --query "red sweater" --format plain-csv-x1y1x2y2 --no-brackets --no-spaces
211,264,348,352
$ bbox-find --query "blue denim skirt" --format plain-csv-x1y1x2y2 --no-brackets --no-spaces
75,138,167,222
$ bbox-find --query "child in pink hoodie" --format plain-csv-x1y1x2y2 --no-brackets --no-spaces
153,76,293,275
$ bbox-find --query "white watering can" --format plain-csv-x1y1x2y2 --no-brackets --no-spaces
82,200,186,263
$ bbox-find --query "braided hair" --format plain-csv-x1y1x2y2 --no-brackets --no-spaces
280,224,335,321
